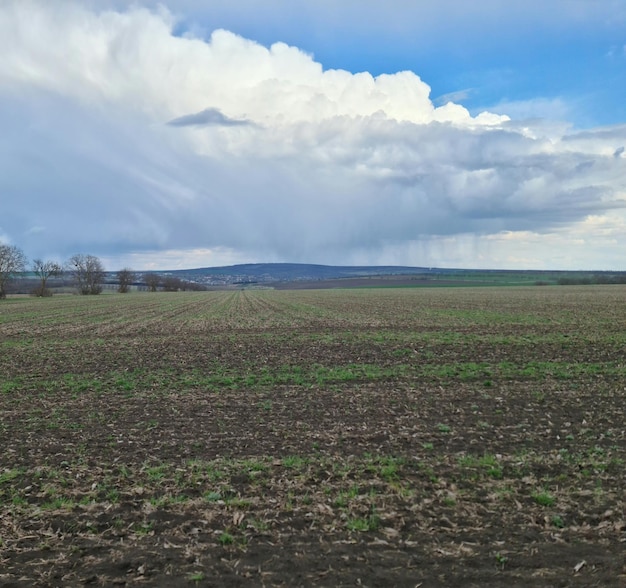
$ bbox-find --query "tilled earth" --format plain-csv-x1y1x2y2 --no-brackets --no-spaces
0,287,625,587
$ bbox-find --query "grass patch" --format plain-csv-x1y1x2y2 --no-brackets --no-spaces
532,491,556,507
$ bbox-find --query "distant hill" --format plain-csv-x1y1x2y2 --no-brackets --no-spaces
136,263,626,289
166,263,435,284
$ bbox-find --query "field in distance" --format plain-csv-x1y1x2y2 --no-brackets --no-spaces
1,287,625,586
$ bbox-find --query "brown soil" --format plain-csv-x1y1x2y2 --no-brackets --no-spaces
0,287,625,587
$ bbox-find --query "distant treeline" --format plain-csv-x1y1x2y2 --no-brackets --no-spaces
7,274,208,295
556,274,626,286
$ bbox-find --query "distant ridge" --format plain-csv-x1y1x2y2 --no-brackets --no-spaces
173,263,436,280
165,263,435,283
108,263,626,289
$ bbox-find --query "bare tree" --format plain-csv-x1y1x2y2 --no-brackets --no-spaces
117,268,135,293
0,244,27,299
143,273,161,292
68,254,105,295
32,258,62,297
162,276,183,292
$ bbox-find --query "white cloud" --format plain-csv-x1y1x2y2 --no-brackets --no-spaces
1,1,625,270
0,3,510,128
478,211,626,270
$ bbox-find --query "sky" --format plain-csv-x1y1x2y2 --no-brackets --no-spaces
1,0,625,271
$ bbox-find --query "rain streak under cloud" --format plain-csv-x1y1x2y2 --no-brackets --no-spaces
1,0,626,270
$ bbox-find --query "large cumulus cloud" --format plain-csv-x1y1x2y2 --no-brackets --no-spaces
0,0,625,269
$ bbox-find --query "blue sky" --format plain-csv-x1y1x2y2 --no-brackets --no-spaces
1,0,625,270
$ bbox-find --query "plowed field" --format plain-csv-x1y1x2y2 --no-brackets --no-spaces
1,287,625,587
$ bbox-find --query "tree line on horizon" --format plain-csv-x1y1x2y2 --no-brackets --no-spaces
0,244,205,298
